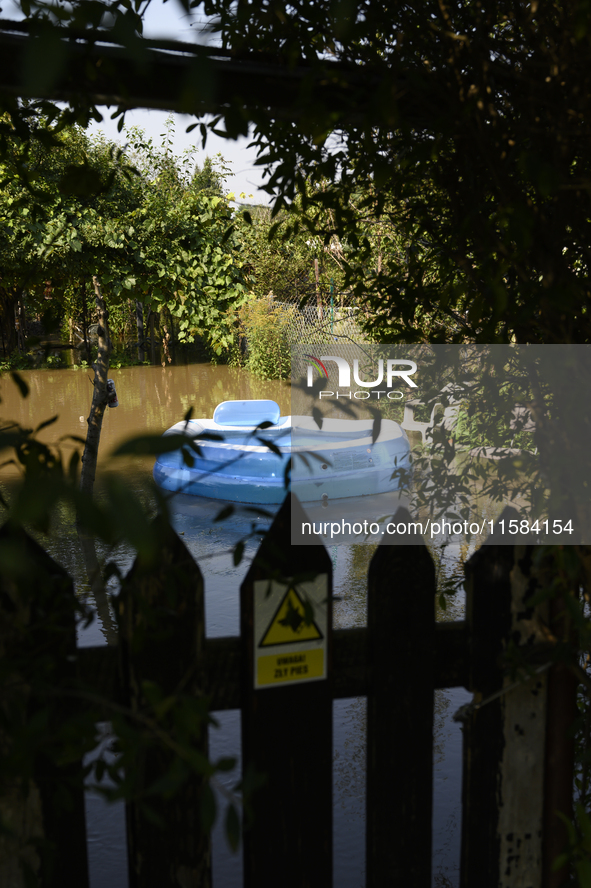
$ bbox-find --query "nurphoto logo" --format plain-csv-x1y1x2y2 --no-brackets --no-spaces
305,355,418,400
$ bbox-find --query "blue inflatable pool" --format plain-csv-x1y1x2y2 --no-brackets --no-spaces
153,399,412,505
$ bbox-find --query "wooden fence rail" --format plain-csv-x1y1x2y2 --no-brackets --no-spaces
0,495,578,888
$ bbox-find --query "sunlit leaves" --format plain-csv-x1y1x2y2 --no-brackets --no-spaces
0,115,245,355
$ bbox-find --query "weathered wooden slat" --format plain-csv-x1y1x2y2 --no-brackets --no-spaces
117,514,210,888
366,509,436,888
0,523,89,888
460,509,550,888
496,546,548,888
460,532,514,888
76,620,471,707
543,583,579,888
240,493,333,888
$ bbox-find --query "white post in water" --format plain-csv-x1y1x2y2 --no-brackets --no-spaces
495,546,549,886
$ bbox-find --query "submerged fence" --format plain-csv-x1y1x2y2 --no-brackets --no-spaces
0,495,578,888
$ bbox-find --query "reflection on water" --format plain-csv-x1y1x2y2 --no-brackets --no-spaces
1,363,471,888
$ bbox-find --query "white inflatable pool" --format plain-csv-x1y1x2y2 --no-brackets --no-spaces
153,399,412,505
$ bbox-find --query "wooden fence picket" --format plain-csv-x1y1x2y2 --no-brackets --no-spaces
460,509,554,888
366,509,436,888
542,560,579,888
116,514,209,888
240,493,333,888
460,524,516,887
0,523,89,888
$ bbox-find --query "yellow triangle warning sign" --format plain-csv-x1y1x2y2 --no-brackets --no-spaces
259,586,324,647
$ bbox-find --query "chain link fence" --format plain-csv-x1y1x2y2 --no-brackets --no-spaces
272,285,367,347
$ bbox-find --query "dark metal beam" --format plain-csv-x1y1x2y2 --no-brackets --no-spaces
0,18,404,124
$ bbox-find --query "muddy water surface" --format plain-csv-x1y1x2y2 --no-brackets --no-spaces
1,362,291,478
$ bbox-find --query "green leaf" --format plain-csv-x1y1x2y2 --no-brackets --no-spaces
35,415,59,434
214,756,237,772
575,860,591,887
576,803,591,851
256,437,282,457
236,761,267,803
371,414,382,444
194,432,224,442
10,371,29,399
111,433,193,456
233,540,245,566
101,476,159,558
103,561,122,583
551,852,570,872
214,505,235,522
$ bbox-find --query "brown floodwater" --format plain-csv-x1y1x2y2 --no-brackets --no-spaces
0,362,292,481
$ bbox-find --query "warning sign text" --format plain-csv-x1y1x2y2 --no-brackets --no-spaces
257,648,324,686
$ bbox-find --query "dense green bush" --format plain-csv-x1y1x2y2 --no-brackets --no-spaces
231,296,295,380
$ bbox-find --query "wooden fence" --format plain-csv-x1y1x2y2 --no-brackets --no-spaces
0,495,578,888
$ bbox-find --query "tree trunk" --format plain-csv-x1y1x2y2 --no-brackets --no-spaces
79,276,112,498
167,305,175,362
1,285,21,353
136,300,145,363
18,295,27,342
77,276,117,644
81,281,92,363
149,309,156,364
162,308,172,367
